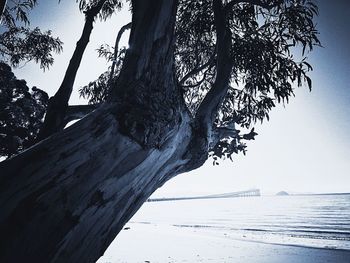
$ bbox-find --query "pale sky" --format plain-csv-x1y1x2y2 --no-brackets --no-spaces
12,1,350,196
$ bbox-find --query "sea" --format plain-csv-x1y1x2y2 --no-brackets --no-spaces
129,193,350,250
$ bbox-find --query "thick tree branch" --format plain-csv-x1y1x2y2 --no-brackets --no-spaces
195,0,233,132
182,0,234,169
194,0,278,141
108,22,132,86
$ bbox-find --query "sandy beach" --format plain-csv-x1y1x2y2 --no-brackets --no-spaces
97,222,350,263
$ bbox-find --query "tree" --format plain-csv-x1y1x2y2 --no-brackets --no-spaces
0,0,62,69
0,62,48,157
0,0,320,262
0,0,62,157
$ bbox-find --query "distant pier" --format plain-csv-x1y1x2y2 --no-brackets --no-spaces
147,189,261,202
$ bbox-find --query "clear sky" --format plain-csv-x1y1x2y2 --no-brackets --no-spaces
12,0,350,195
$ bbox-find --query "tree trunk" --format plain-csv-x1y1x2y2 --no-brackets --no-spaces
0,1,205,262
0,103,192,263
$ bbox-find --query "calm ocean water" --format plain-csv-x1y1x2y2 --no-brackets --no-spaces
130,194,350,250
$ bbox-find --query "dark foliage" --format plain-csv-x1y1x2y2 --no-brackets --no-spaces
79,70,111,104
77,0,123,20
79,0,320,163
0,62,48,157
0,0,63,69
79,31,128,103
176,0,320,161
0,0,125,155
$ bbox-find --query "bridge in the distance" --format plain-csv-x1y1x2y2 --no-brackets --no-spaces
147,189,260,202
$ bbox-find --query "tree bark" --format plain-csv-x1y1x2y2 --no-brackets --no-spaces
111,0,178,99
38,0,107,141
182,0,234,169
196,0,233,133
109,0,181,149
0,103,193,263
0,1,204,262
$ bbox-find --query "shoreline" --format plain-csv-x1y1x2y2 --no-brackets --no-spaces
97,223,350,263
222,235,350,253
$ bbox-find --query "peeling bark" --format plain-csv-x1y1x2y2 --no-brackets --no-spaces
111,0,180,149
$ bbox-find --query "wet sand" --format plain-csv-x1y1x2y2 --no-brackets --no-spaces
97,223,350,263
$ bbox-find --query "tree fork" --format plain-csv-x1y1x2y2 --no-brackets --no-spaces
184,0,234,167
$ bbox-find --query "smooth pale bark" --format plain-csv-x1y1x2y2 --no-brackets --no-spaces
112,0,178,98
